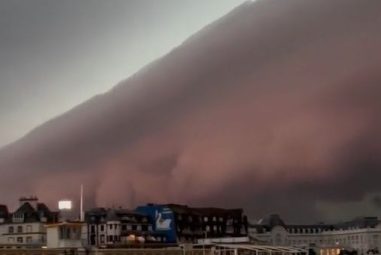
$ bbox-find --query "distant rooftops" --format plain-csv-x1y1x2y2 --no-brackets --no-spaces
85,207,149,223
251,214,381,232
145,203,244,216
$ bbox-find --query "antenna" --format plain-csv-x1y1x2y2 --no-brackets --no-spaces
80,184,84,221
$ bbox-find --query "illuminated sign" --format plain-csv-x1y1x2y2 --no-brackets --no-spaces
58,200,72,210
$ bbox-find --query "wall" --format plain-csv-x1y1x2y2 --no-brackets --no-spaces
0,222,46,246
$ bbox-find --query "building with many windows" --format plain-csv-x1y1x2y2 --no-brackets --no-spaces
249,214,381,255
85,207,153,247
0,197,58,248
136,204,248,243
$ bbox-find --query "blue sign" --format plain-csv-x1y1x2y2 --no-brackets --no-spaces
135,204,177,243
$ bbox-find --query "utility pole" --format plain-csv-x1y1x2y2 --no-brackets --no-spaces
80,184,84,221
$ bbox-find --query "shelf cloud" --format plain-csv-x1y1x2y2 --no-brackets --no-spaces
0,0,381,222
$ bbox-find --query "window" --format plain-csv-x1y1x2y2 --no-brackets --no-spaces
132,225,137,231
17,237,23,243
204,217,208,222
109,225,113,230
91,225,95,232
8,226,14,234
7,237,14,243
100,235,105,243
100,225,105,231
26,236,32,243
17,226,23,233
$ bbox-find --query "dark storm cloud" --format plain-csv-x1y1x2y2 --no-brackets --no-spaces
372,196,381,209
0,0,381,222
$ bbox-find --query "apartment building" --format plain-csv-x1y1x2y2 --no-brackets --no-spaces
0,197,58,248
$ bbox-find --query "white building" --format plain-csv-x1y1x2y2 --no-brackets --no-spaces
249,214,381,255
46,222,87,249
0,197,58,248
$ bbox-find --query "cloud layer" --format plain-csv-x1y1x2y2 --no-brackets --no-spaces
1,0,381,222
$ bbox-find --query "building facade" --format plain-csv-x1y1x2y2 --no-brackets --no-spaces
46,221,87,249
249,214,381,255
136,204,248,243
85,207,154,247
0,197,58,248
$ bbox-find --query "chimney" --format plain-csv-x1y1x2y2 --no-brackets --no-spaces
19,196,38,210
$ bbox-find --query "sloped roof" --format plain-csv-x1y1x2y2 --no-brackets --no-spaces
0,204,9,218
334,217,380,230
11,202,57,223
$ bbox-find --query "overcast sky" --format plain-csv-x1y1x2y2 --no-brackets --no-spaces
0,0,247,147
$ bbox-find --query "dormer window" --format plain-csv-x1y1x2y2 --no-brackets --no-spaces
12,212,24,223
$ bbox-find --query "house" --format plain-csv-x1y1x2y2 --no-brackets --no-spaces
85,207,154,247
46,221,87,249
0,196,58,248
